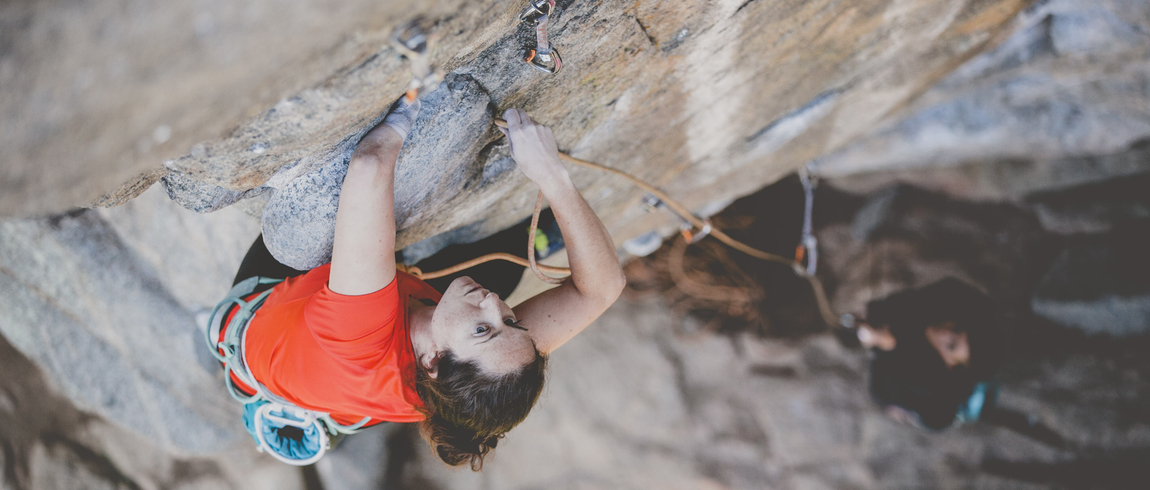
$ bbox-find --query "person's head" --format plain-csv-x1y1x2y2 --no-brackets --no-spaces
415,276,548,470
923,321,969,370
866,278,1004,380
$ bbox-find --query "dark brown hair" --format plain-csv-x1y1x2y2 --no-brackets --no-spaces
414,349,547,470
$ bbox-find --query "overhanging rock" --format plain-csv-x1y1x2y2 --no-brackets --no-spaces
4,0,1033,255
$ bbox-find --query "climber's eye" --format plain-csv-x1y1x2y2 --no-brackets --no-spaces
504,318,527,331
473,324,491,337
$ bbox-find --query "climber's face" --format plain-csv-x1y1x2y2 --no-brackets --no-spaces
925,322,970,369
429,276,537,375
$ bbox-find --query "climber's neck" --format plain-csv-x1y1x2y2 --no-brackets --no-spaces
408,300,438,371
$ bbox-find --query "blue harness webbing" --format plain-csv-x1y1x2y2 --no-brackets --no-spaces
206,276,371,466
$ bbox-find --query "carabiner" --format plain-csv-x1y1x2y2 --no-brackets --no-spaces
680,218,713,244
520,0,562,74
525,46,563,73
520,0,554,22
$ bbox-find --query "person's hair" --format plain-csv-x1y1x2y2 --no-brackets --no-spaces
866,277,1007,429
867,277,1006,380
414,348,548,470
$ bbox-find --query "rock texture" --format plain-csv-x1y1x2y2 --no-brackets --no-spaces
0,187,260,453
818,184,1055,321
0,328,302,490
5,0,1033,255
4,0,1150,487
814,0,1150,201
385,295,1150,490
1032,219,1150,337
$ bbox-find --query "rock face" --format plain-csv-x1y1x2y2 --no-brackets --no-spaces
0,187,260,453
1031,219,1150,337
5,0,1033,254
818,184,1055,321
814,0,1150,200
0,327,302,490
3,0,1150,487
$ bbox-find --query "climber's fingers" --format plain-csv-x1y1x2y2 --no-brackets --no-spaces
503,108,525,128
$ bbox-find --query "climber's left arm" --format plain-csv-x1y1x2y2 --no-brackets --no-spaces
503,109,626,354
328,126,404,295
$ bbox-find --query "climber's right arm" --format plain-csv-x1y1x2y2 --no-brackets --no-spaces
328,126,404,295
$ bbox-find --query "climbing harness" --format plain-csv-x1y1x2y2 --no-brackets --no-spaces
206,276,371,466
520,0,563,74
392,19,443,102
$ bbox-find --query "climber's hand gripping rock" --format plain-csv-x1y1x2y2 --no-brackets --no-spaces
499,108,568,190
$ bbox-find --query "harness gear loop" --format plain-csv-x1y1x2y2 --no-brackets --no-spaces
392,19,443,101
521,0,562,74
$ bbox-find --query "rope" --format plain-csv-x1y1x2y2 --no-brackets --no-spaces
527,191,567,284
409,118,840,328
403,253,569,280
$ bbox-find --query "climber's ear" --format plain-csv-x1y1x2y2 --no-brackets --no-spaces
421,351,441,379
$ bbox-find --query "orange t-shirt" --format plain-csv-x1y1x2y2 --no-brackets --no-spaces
236,264,440,425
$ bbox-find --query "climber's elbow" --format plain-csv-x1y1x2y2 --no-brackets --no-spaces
606,271,627,303
581,269,626,310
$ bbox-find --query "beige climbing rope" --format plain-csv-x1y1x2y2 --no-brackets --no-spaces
404,118,839,328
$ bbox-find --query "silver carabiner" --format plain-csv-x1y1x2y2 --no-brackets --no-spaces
525,45,562,73
520,0,562,74
520,0,553,22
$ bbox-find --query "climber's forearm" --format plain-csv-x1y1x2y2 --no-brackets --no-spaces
512,170,624,354
536,171,625,307
503,107,625,353
329,131,403,295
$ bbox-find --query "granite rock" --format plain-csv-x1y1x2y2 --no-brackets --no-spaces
814,0,1150,201
1032,219,1150,336
5,0,1034,260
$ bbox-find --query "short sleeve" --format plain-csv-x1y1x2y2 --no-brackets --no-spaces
303,279,402,368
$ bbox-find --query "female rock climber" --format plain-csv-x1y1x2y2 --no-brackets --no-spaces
214,101,626,470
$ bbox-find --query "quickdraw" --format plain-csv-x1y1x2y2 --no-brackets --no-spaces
680,218,713,244
520,0,563,74
795,164,818,276
392,19,443,101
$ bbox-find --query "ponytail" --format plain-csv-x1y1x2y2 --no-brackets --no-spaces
422,413,500,470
